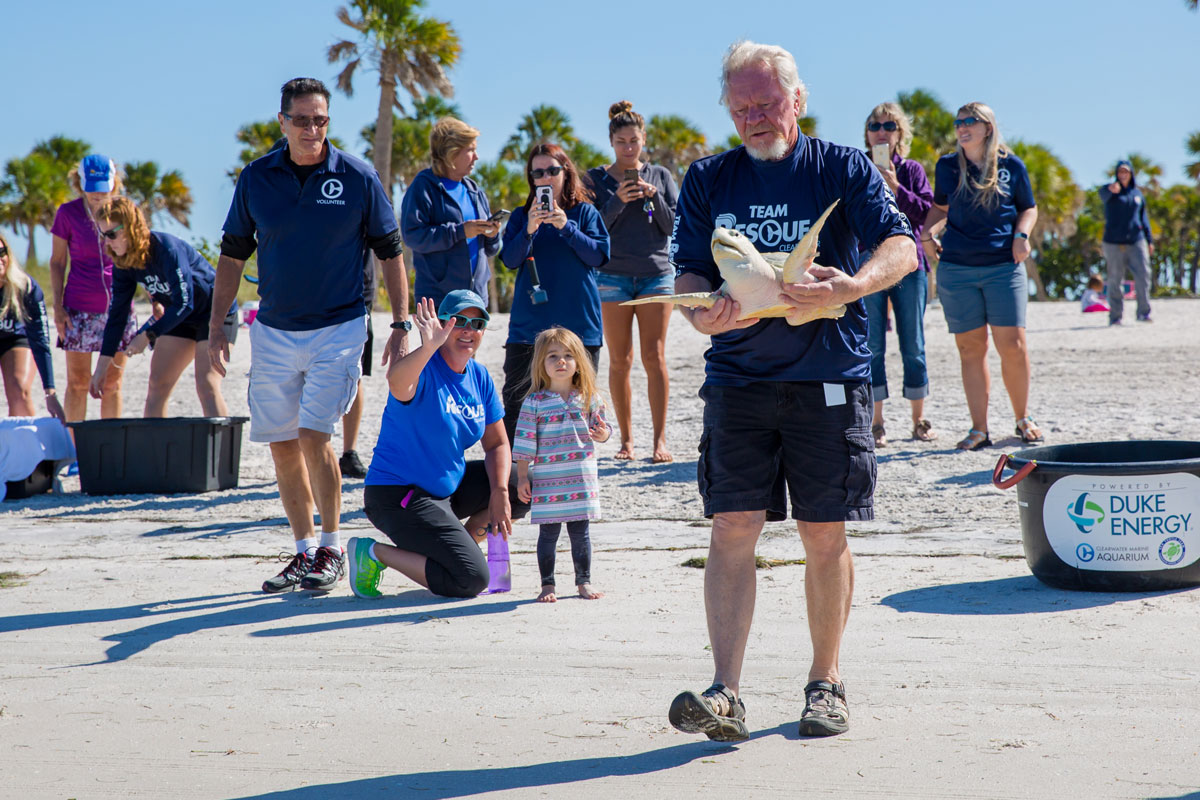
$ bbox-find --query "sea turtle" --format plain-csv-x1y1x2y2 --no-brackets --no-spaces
623,200,845,326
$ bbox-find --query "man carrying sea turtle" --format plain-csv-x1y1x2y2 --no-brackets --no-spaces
667,40,917,740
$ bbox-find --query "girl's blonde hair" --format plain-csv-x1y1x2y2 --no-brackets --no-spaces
0,230,31,324
528,327,599,412
863,102,912,159
96,197,152,269
954,101,1010,210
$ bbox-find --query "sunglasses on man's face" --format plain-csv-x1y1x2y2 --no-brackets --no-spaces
954,116,984,128
282,112,330,130
867,121,898,132
446,314,488,330
101,224,124,240
529,166,564,179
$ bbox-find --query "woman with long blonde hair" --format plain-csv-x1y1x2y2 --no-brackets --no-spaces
90,197,234,417
513,326,611,602
923,102,1042,450
0,231,64,419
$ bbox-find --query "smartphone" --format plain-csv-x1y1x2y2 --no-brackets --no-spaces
623,168,639,185
488,209,510,224
872,143,891,168
535,185,554,213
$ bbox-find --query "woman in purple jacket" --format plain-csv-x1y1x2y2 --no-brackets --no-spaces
861,103,936,446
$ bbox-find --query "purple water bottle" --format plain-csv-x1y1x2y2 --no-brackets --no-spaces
486,528,511,593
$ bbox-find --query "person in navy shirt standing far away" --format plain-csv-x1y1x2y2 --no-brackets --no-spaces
922,102,1042,451
665,40,917,743
1099,159,1154,325
89,197,234,418
400,117,501,310
209,77,411,595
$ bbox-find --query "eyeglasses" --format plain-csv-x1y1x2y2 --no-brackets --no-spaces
529,166,564,179
101,224,124,240
282,112,330,130
446,314,488,330
0,246,8,259
867,121,898,132
954,116,985,128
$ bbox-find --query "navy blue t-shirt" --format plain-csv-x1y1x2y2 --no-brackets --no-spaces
222,141,398,331
933,152,1036,266
366,350,503,497
672,136,912,386
100,232,230,357
0,275,55,390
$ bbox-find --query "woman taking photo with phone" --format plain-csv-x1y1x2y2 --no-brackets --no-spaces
401,117,501,309
499,143,610,441
860,103,936,447
586,101,679,462
89,197,233,417
0,231,64,420
923,102,1042,451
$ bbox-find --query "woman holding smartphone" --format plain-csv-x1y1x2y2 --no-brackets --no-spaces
400,117,501,309
923,102,1041,451
499,143,610,442
860,103,936,447
586,101,679,462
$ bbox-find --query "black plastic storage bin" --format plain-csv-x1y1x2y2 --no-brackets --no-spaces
68,417,249,495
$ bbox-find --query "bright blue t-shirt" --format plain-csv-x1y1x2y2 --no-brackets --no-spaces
933,152,1036,266
366,350,504,497
439,177,480,276
672,135,912,386
222,141,398,331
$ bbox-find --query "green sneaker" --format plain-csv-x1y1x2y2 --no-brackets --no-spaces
347,537,384,598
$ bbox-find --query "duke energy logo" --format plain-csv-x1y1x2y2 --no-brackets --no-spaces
1066,492,1105,533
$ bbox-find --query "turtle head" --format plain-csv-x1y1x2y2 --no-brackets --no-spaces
710,226,757,266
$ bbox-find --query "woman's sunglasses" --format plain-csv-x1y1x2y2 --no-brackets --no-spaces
867,121,898,132
0,246,8,259
954,116,985,128
101,224,124,240
446,314,488,330
529,166,564,179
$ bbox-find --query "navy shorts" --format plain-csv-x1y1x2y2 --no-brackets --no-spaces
697,381,876,522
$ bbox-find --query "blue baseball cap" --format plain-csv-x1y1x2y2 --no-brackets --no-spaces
438,289,490,321
1115,159,1133,173
80,154,116,193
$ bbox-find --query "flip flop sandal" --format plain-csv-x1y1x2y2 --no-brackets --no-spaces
798,680,849,737
1015,416,1045,444
911,419,938,442
956,429,992,451
668,683,749,741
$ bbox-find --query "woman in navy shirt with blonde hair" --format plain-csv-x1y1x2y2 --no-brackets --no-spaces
924,102,1041,451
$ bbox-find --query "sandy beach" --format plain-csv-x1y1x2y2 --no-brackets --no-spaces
3,298,1200,799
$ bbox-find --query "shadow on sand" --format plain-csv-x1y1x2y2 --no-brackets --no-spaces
882,575,1188,615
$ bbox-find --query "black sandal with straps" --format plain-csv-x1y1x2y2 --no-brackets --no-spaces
798,680,849,737
668,683,749,741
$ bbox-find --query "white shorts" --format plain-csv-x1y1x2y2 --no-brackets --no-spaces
247,316,367,443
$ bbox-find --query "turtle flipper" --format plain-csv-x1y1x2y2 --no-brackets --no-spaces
782,200,840,283
621,292,718,309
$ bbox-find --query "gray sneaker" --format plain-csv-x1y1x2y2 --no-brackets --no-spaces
299,546,346,592
262,552,313,594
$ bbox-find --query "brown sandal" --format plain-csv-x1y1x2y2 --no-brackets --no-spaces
911,419,938,442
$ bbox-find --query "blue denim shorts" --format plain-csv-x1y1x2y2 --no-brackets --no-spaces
697,381,875,523
937,261,1028,333
595,271,675,303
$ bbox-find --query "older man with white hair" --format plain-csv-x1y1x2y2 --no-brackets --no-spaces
666,41,917,741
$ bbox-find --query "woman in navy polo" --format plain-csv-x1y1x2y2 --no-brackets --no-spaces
0,231,64,420
924,102,1042,451
90,197,235,417
499,143,610,442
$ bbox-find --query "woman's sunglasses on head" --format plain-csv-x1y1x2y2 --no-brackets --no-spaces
529,166,564,179
101,224,124,240
867,121,898,132
446,314,488,330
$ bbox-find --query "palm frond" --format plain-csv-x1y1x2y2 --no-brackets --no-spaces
327,39,358,64
335,58,361,96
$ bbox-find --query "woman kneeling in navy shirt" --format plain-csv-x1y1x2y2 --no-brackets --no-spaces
91,197,234,417
349,290,529,599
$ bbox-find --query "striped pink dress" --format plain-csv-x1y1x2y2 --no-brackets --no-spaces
512,390,605,523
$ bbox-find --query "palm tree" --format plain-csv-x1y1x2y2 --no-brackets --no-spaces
228,120,283,183
327,0,461,192
501,105,579,163
31,136,91,176
1183,131,1200,183
362,97,461,194
0,137,90,264
645,115,709,185
1010,140,1084,300
898,89,956,179
124,161,194,227
799,116,818,136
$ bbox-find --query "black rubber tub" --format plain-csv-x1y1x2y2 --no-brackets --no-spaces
993,441,1200,591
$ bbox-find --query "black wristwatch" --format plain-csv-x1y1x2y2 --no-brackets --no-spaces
390,319,412,332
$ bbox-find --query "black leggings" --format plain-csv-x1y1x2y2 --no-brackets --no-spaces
502,342,601,444
537,520,592,587
362,461,529,598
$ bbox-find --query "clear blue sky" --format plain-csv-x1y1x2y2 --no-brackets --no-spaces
5,0,1197,258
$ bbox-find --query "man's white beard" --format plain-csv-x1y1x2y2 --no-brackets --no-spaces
744,133,789,162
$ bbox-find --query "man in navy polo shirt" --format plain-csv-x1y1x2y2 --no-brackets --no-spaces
208,77,410,595
665,41,917,742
